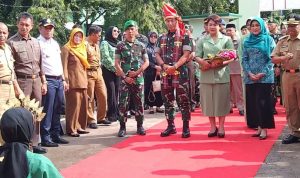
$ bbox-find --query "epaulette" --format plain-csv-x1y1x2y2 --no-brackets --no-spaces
278,35,289,41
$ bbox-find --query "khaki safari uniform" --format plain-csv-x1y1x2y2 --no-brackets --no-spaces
0,44,17,145
86,40,107,124
8,33,44,146
271,33,300,137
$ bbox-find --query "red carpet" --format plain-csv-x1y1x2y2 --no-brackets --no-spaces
61,106,286,178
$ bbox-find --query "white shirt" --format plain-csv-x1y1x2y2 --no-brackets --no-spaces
37,35,63,76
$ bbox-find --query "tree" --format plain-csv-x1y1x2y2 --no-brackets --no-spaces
66,0,119,34
28,0,68,45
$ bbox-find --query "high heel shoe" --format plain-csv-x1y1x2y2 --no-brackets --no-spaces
218,131,225,138
259,129,267,140
251,133,261,137
208,128,218,137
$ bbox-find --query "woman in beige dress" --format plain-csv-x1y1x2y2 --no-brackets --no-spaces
195,14,234,138
62,28,89,137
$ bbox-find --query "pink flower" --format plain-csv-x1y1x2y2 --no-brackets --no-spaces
217,50,237,60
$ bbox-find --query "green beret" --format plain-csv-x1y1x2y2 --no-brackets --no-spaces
124,20,138,30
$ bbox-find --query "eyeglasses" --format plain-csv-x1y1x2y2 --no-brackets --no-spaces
150,35,157,38
113,29,120,33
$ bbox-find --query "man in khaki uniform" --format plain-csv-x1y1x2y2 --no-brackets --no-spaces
86,25,110,129
0,22,24,145
271,15,300,144
8,12,47,153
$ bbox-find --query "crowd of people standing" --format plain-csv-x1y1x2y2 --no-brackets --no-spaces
1,4,300,177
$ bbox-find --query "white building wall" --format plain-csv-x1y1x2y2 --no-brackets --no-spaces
239,0,261,26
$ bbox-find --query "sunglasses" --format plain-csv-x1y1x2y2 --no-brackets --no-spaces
113,29,120,33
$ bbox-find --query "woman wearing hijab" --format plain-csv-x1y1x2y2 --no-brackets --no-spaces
0,107,62,178
144,31,163,114
242,17,276,139
101,26,120,122
62,28,89,137
195,14,234,138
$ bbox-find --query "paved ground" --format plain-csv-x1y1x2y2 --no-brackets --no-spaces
46,110,300,178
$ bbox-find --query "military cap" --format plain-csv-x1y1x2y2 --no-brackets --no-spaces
124,20,138,30
39,18,55,27
287,18,299,25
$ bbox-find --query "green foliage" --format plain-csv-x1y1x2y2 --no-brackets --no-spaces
0,0,239,43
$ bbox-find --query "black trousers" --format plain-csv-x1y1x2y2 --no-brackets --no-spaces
102,67,120,120
245,83,275,129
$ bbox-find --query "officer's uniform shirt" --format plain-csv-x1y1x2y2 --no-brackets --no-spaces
86,40,101,67
8,33,43,76
37,35,63,76
0,44,15,81
271,33,300,70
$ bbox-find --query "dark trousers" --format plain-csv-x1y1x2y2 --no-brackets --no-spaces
41,78,65,142
102,67,120,120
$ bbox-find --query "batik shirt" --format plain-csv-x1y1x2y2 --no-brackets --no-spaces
115,39,148,85
242,36,276,84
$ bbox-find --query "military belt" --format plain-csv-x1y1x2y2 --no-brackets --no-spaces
0,80,13,85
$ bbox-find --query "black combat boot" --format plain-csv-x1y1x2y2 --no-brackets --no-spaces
136,120,146,135
182,120,190,138
117,121,126,137
160,119,177,137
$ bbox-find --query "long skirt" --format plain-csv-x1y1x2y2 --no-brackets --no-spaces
200,83,230,117
245,83,275,129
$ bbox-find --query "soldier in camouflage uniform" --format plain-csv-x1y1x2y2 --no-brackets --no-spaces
155,3,192,138
115,20,149,137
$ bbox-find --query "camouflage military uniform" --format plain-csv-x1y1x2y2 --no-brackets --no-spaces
155,32,192,121
115,39,148,123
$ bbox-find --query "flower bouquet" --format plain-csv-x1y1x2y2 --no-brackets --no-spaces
206,49,237,66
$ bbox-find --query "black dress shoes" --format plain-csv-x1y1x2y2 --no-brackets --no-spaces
107,117,118,122
98,119,111,125
282,134,300,144
77,130,90,134
41,141,59,147
208,128,218,137
68,133,80,137
88,123,98,129
33,145,48,154
53,137,69,144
